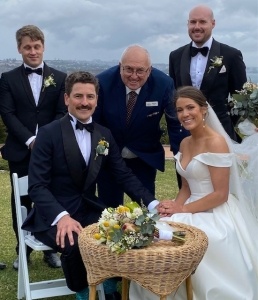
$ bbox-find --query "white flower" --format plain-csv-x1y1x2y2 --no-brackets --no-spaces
94,138,109,160
42,74,56,92
208,56,223,73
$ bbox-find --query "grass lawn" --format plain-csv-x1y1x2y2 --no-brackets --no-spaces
0,158,178,300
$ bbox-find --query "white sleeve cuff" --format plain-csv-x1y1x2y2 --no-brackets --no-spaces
26,136,36,148
51,211,69,226
148,200,159,212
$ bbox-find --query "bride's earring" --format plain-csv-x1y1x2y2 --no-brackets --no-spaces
180,123,183,132
203,115,206,128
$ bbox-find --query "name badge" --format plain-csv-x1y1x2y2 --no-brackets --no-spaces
146,101,158,107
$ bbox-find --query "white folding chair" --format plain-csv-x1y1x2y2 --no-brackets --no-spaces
13,173,105,300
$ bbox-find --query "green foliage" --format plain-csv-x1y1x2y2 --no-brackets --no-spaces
160,115,169,145
0,117,7,144
0,157,8,171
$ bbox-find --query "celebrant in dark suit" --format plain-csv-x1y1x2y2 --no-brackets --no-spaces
93,45,187,207
0,25,66,269
22,71,155,300
169,5,247,142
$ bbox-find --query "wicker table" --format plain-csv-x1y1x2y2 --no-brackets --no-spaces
78,222,208,300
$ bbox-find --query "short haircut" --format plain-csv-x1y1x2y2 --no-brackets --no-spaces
16,25,45,48
65,71,99,96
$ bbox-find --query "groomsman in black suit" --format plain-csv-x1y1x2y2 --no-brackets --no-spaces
0,25,66,269
169,5,247,142
22,71,155,299
169,5,247,187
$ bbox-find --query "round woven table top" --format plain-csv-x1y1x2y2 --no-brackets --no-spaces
78,222,208,297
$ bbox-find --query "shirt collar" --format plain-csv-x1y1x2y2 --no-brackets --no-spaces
69,113,92,126
23,62,44,70
192,36,213,49
125,87,141,95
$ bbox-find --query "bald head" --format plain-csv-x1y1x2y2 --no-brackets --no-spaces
188,5,215,47
119,45,152,90
120,45,151,66
189,5,214,20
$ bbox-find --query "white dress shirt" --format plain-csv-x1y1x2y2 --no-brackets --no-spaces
51,114,92,225
190,36,213,89
24,62,44,147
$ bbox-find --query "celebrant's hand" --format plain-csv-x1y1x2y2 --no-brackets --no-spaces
56,215,83,248
158,200,184,217
255,127,258,132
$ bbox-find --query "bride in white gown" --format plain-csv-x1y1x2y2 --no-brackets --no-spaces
129,86,258,300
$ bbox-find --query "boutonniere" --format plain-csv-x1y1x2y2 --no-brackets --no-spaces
95,138,109,160
208,56,223,73
42,74,56,92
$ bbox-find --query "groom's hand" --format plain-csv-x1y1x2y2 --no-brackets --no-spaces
56,215,83,248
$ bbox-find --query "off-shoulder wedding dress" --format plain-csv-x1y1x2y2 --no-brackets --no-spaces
129,152,258,300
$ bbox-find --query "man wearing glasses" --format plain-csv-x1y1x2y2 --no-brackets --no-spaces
93,45,186,208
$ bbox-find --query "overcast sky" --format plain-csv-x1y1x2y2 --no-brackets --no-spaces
0,0,257,67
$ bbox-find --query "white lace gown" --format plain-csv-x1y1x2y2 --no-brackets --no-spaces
129,152,258,300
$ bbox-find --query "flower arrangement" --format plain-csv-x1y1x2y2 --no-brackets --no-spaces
42,74,56,92
94,201,185,254
94,138,109,160
208,56,223,73
230,81,258,121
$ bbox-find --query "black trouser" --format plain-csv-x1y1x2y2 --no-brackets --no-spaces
34,207,101,292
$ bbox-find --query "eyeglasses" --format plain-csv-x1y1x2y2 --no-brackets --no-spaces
122,66,150,76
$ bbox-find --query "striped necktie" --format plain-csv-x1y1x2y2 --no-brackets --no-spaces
126,91,137,125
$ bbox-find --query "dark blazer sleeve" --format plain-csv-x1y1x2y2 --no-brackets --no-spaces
0,70,34,145
94,124,156,206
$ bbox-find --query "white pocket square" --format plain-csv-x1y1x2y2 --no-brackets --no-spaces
219,65,226,73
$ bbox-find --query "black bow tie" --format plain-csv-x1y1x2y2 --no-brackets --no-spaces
190,46,209,57
25,67,43,75
76,120,94,132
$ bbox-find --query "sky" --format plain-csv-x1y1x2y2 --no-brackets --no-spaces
0,0,257,67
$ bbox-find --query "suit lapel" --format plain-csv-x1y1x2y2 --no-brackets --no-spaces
82,125,103,191
116,80,127,127
180,43,192,85
201,39,221,92
19,66,37,107
60,114,87,188
38,63,51,106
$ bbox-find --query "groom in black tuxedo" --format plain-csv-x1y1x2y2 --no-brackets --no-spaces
22,71,155,299
169,5,247,143
0,25,66,269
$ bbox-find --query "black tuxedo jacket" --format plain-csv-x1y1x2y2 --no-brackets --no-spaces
22,114,154,233
0,63,67,162
169,39,247,140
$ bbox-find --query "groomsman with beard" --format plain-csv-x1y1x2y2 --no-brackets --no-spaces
169,4,247,142
169,5,247,187
0,25,66,269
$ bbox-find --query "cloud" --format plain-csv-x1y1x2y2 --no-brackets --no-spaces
0,0,257,66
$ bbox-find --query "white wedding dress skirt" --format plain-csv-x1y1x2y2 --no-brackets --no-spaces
129,153,258,300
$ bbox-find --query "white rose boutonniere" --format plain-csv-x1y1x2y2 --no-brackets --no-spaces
208,56,223,74
42,74,56,92
95,138,109,160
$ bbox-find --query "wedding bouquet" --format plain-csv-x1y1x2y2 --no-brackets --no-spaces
94,201,185,254
229,81,258,137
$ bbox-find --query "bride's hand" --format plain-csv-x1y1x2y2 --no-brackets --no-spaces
157,200,184,217
255,127,258,132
